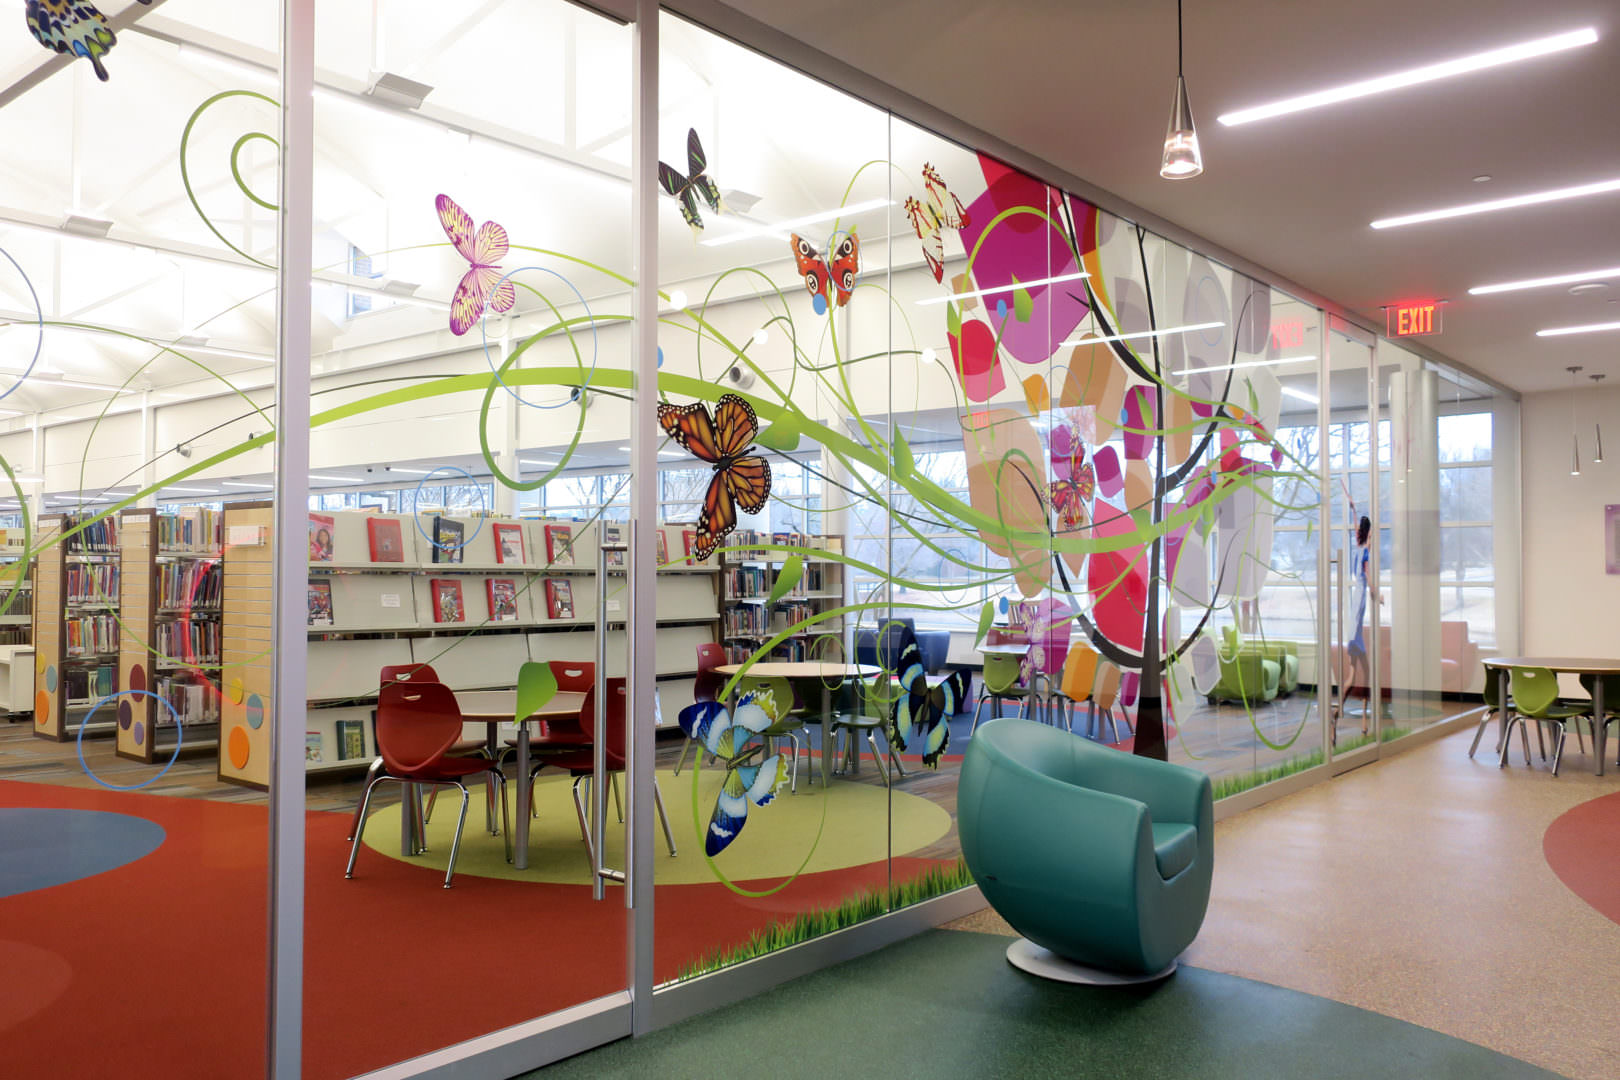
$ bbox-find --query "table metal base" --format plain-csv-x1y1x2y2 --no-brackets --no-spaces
1005,938,1177,985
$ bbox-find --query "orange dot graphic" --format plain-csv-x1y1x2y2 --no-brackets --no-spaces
227,726,251,770
34,690,49,724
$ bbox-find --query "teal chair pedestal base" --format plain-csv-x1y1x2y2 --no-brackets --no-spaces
1006,938,1177,986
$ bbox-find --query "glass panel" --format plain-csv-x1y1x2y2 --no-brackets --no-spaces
0,8,277,1074
1326,329,1381,756
302,1,633,1071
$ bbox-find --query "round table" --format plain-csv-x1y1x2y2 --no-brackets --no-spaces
715,662,881,786
1482,657,1620,776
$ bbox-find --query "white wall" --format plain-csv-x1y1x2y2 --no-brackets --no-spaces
1520,385,1620,658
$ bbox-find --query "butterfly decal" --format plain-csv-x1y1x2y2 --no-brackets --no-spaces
1049,425,1095,529
790,231,860,314
888,637,952,768
904,163,971,284
658,128,724,235
436,194,517,337
25,0,150,82
678,694,788,856
658,393,772,561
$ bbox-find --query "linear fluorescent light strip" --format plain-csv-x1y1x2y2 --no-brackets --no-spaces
1171,354,1317,377
916,271,1092,307
309,474,365,483
1371,177,1620,230
1219,27,1598,125
1536,319,1620,338
701,198,893,247
1280,386,1320,404
162,486,218,494
1470,264,1620,295
221,481,272,488
1060,321,1226,349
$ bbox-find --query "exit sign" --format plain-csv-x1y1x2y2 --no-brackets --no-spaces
1387,301,1442,337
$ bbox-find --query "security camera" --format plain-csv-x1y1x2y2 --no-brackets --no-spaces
724,364,755,390
175,443,193,459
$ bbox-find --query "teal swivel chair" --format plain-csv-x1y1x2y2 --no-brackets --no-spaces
959,718,1214,980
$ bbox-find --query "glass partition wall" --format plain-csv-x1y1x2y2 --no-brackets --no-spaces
0,2,1518,1076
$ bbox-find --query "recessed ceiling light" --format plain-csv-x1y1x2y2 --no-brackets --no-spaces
221,481,271,488
1470,264,1620,295
1371,176,1620,230
519,459,556,468
1060,321,1225,349
1280,385,1320,404
1472,174,1493,183
1218,27,1598,126
308,474,365,483
1173,355,1317,377
162,486,218,494
1569,282,1610,296
667,290,688,310
1536,319,1620,338
916,271,1092,307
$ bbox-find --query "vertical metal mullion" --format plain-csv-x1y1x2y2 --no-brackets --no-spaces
627,0,659,1036
269,0,315,1077
1365,337,1382,752
1316,314,1331,761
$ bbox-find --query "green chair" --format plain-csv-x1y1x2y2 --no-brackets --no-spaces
1217,626,1294,698
959,718,1213,979
1503,667,1588,775
1468,664,1512,759
970,652,1029,734
1208,636,1279,706
1577,673,1620,768
829,677,894,782
732,674,813,792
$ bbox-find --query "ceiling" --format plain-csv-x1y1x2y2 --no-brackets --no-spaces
701,0,1620,393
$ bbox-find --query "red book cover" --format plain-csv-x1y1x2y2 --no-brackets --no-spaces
430,578,465,623
655,530,668,566
367,517,405,563
681,528,698,566
308,513,334,563
493,522,526,565
486,578,519,622
545,578,575,620
545,524,575,567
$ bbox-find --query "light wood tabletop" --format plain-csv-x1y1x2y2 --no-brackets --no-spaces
1481,657,1620,674
453,689,586,722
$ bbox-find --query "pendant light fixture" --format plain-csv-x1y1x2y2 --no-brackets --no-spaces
1591,372,1606,463
1160,0,1204,179
1568,365,1583,475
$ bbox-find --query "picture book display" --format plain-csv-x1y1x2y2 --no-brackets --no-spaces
545,577,575,620
431,516,465,564
486,578,520,622
655,530,668,566
431,578,466,623
366,517,406,563
604,523,625,569
307,580,334,627
308,513,335,562
545,524,576,568
305,731,323,763
682,528,698,566
493,522,525,565
335,718,366,761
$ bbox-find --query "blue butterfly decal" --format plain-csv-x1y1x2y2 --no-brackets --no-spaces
678,692,788,856
889,638,953,768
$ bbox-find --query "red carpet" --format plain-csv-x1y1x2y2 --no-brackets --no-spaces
0,779,952,1079
1543,790,1620,926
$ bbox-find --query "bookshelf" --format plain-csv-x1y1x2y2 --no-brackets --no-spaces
720,532,847,664
219,511,722,790
0,527,33,646
219,501,273,788
116,508,223,764
33,512,122,742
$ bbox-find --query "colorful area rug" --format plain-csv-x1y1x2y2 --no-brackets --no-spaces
1543,789,1620,926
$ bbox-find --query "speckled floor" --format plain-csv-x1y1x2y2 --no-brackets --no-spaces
948,724,1620,1080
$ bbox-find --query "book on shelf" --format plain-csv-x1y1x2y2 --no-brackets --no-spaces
335,718,365,761
486,578,520,622
158,559,221,611
157,619,220,666
493,522,525,565
545,524,576,568
603,523,625,569
307,580,334,627
305,731,323,763
366,517,405,563
655,530,668,566
824,536,843,554
545,577,575,620
65,615,118,655
161,508,222,552
308,514,335,563
65,562,119,603
681,528,698,566
63,663,117,702
65,513,118,554
430,578,466,623
430,516,465,564
152,674,219,726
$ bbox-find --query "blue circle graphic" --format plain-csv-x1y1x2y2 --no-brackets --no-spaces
478,264,600,410
0,246,44,402
0,808,166,899
410,465,489,554
76,690,183,791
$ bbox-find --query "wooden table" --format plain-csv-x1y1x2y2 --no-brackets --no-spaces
455,689,586,870
714,662,881,787
1482,657,1620,776
978,643,1033,657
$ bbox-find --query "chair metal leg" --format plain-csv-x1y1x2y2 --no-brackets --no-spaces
347,757,384,841
492,772,512,864
412,785,429,854
968,696,987,736
1498,717,1519,769
425,786,438,824
345,775,386,879
1534,716,1547,761
443,783,471,889
1520,716,1532,766
611,772,623,823
673,734,695,776
571,776,596,873
865,732,889,784
652,779,678,856
1552,724,1568,777
1468,709,1493,758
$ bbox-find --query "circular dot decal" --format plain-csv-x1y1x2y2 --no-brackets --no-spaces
129,664,146,694
44,665,57,694
132,721,144,748
227,726,251,770
245,694,265,730
226,677,245,705
118,700,132,731
34,690,48,725
812,292,828,316
996,299,1008,320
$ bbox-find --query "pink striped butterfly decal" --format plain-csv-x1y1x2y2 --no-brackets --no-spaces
436,194,517,336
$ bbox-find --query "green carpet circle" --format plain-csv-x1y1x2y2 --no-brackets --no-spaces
360,767,951,885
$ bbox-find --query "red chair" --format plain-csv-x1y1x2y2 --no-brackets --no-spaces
501,660,597,817
675,643,727,775
345,680,511,888
349,664,448,842
534,678,677,872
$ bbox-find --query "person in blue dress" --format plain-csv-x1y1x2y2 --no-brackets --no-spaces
1334,510,1375,739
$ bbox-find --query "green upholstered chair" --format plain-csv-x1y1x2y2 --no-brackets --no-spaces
1219,626,1297,695
1503,667,1587,775
959,718,1213,980
1208,629,1279,707
1468,664,1512,759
